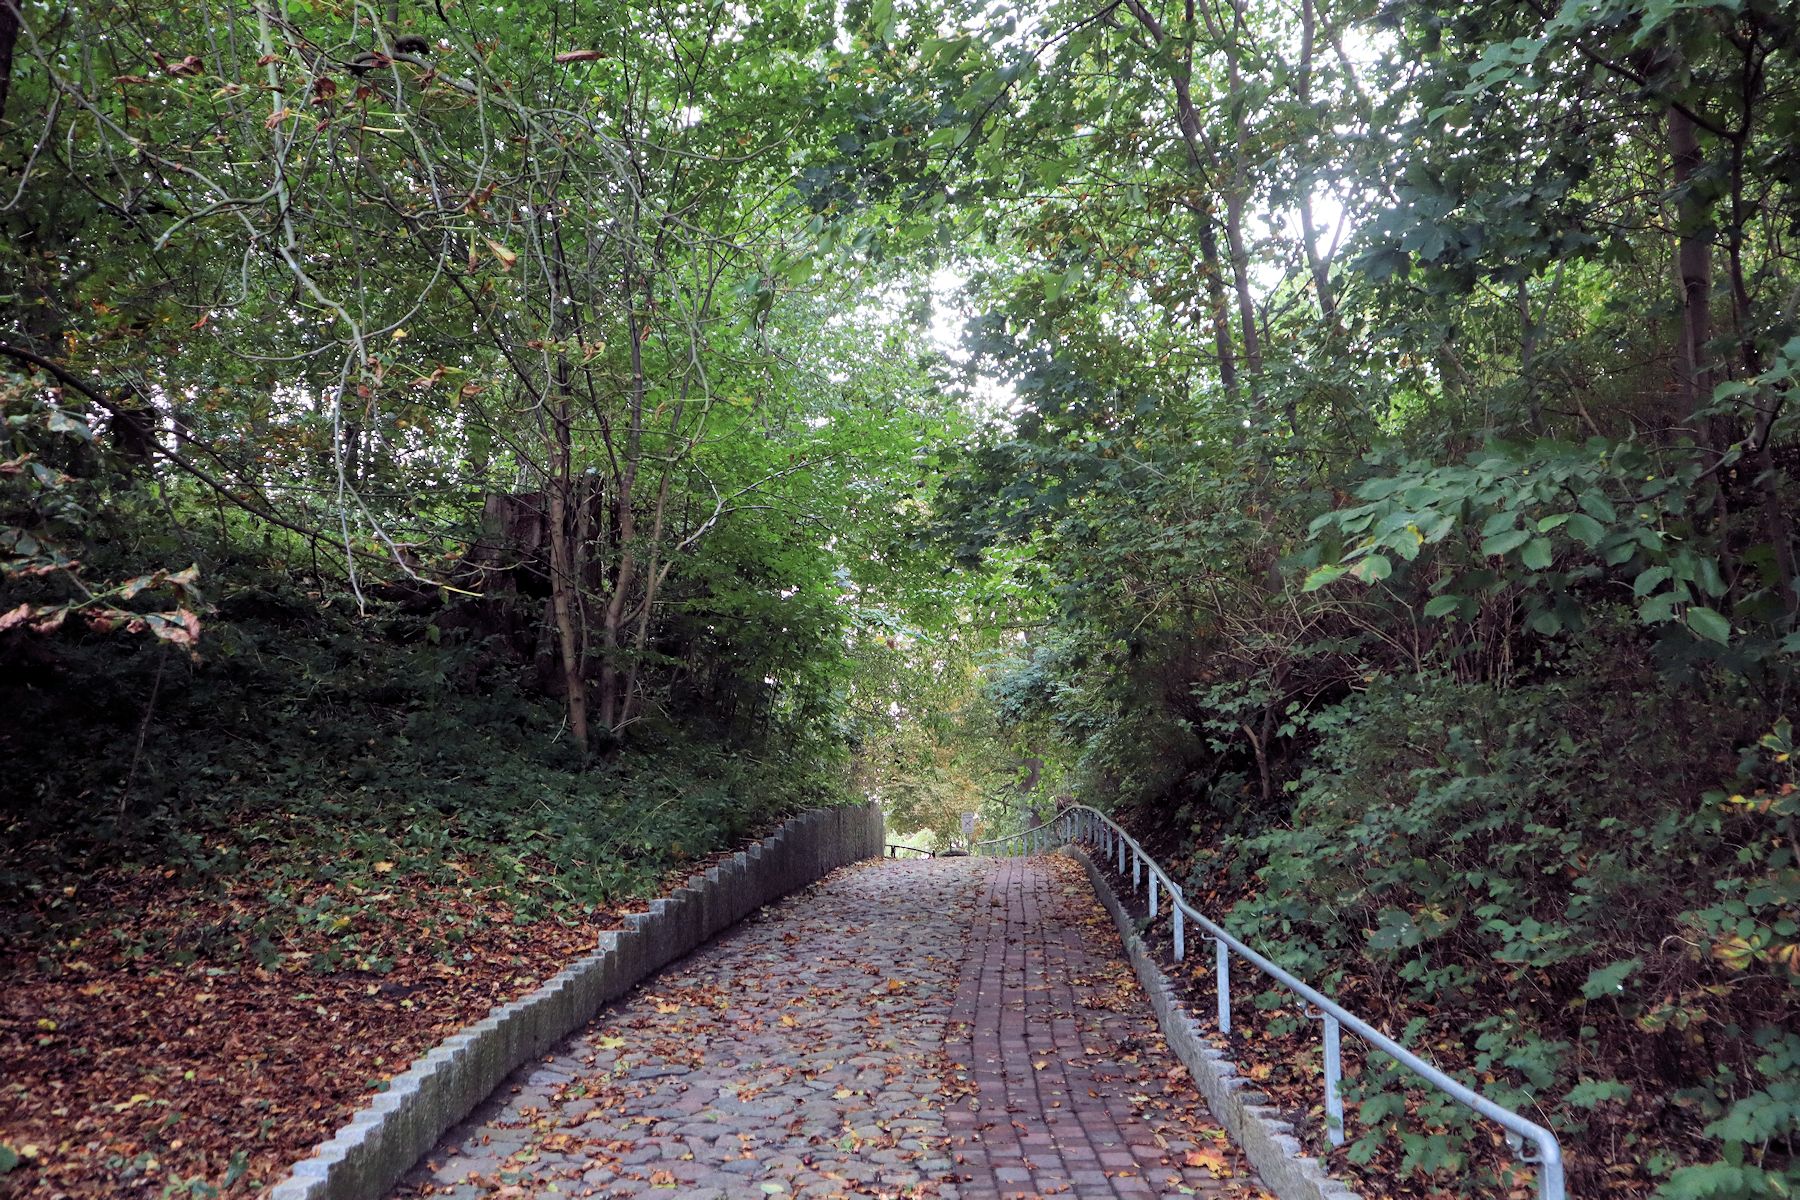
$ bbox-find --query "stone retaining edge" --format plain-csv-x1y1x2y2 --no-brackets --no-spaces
1064,846,1363,1200
269,802,885,1200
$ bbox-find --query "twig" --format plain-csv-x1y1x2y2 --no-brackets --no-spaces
118,647,168,817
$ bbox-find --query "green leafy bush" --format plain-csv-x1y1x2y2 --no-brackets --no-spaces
1212,662,1795,1191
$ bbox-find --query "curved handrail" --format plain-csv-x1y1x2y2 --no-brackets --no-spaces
884,843,936,858
977,803,1567,1200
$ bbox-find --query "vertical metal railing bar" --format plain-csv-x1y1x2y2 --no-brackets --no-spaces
965,803,1567,1200
1321,1011,1345,1146
1215,936,1232,1035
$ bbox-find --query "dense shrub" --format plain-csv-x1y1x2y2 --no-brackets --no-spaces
1202,660,1798,1194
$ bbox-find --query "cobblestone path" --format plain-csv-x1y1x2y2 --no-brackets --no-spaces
394,856,1263,1200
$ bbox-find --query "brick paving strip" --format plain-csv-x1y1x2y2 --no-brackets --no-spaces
392,856,1267,1200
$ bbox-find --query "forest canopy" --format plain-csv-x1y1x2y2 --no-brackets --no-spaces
2,0,1798,1195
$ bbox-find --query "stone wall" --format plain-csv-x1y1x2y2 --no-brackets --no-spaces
270,803,885,1200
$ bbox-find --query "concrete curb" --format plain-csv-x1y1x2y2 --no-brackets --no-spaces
269,803,884,1200
1064,846,1363,1200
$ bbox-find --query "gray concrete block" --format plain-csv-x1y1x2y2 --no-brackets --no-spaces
673,886,704,950
607,927,643,992
640,902,673,973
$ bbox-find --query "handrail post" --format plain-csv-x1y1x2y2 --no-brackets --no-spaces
1173,901,1185,962
1133,849,1142,891
1538,1146,1566,1200
1148,873,1158,918
1321,1012,1344,1146
1116,835,1126,875
1215,938,1231,1034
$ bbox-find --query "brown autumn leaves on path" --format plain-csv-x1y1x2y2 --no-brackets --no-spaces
394,855,1269,1200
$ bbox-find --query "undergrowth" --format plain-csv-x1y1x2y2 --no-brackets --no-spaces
0,557,850,1197
2,571,842,968
1106,649,1798,1200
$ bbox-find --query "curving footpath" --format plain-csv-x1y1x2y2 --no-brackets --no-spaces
392,856,1267,1200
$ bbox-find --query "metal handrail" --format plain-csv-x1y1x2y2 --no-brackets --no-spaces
885,843,936,858
976,803,1567,1200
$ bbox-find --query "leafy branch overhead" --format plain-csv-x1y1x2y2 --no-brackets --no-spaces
2,0,1799,1196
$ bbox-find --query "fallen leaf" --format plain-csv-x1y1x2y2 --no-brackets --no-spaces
1184,1148,1232,1175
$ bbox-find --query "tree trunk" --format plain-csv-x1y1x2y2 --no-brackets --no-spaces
1224,187,1261,379
597,253,648,735
1195,214,1240,406
1190,0,1261,400
595,497,634,733
545,225,590,756
1517,278,1542,427
545,394,590,755
1668,105,1714,435
1296,0,1338,330
0,0,19,125
619,472,674,729
1122,0,1240,407
1216,0,1262,385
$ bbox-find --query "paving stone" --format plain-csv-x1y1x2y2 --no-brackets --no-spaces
943,857,1267,1200
391,857,1267,1200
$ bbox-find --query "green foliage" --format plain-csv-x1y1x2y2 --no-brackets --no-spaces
1,567,846,965
4,0,1800,1187
1302,435,1790,653
914,5,1799,1186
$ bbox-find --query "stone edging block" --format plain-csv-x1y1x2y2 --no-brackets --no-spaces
269,802,884,1200
1063,846,1363,1200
